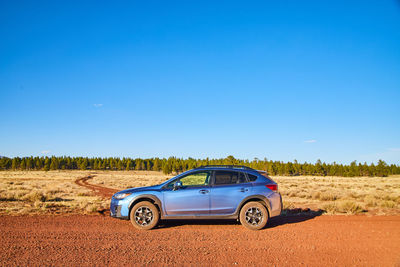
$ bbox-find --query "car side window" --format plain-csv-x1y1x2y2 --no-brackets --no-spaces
238,172,247,183
167,171,211,188
247,173,258,181
214,171,247,185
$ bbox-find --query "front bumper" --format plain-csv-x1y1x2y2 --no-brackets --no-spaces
110,198,129,220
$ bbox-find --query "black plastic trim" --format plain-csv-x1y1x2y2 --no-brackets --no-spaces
128,194,163,215
161,214,237,220
234,195,271,216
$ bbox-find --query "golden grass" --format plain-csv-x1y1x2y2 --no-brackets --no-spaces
275,175,400,215
0,171,108,215
89,170,173,189
0,171,399,215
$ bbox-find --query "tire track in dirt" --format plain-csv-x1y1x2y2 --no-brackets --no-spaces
75,175,118,199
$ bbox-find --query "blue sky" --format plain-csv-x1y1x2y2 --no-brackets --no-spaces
1,1,399,164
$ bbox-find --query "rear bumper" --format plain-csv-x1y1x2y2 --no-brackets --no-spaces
268,192,282,218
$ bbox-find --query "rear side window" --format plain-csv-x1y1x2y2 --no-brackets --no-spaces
247,173,258,181
257,171,276,183
214,171,246,185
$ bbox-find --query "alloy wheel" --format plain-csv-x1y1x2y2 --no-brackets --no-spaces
245,207,263,226
134,206,153,226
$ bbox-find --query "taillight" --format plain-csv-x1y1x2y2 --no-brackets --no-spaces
265,184,278,192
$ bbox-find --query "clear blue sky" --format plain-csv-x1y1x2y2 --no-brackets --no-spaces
1,1,399,164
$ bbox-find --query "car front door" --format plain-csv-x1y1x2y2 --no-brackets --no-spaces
210,170,253,214
162,171,211,216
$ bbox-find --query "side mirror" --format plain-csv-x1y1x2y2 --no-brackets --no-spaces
173,181,183,191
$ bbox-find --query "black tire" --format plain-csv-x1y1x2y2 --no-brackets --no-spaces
130,201,159,230
239,201,268,230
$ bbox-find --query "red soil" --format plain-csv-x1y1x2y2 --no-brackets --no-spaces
1,175,398,266
0,215,399,266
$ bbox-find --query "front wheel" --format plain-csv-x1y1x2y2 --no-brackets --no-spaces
130,201,159,230
239,201,268,230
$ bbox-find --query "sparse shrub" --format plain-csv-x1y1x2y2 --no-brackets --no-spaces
34,200,42,208
319,192,339,201
281,201,296,215
297,192,308,198
322,201,365,214
322,203,338,214
381,201,396,208
23,191,48,202
346,192,358,199
0,192,16,201
85,203,99,213
364,195,378,207
45,189,63,195
382,194,400,202
16,191,28,199
283,201,295,210
339,201,364,214
288,190,300,197
311,191,321,200
77,192,92,197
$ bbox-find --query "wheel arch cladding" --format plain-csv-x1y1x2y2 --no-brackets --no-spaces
237,196,271,217
128,195,162,216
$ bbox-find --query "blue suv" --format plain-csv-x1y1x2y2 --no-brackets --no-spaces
110,165,282,230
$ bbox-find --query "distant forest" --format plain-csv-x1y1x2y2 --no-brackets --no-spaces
0,155,399,177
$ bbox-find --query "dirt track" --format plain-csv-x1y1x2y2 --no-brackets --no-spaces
74,175,118,198
0,177,399,266
0,215,399,266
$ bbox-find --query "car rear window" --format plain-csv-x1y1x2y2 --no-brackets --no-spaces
214,171,246,185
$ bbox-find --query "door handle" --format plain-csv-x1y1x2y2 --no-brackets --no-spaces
239,188,248,192
199,189,209,194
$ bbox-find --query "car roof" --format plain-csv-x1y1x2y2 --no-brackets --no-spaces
193,165,259,172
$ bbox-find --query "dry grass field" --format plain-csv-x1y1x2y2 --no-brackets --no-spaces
276,175,400,215
0,171,107,215
0,170,399,215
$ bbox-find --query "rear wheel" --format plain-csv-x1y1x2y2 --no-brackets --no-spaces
239,201,268,230
130,201,159,230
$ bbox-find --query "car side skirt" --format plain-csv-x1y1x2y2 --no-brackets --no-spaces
161,214,237,220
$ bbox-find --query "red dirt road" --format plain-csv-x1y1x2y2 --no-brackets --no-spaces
0,215,399,266
74,175,118,198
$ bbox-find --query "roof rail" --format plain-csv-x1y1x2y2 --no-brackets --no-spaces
195,165,255,170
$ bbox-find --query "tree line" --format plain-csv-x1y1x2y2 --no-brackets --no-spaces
0,156,398,177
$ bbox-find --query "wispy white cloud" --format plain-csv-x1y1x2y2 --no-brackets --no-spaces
41,150,51,155
93,104,103,108
304,139,317,143
388,148,400,152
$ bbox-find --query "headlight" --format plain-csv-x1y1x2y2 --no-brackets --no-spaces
113,193,131,200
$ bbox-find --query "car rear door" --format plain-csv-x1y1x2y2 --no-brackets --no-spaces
210,170,253,215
